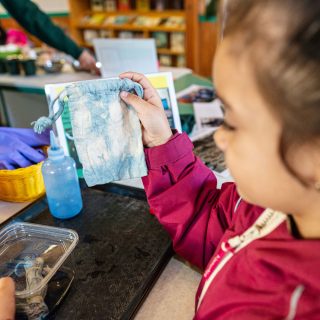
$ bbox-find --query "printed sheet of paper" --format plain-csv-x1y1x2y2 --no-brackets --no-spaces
44,73,181,180
194,100,224,131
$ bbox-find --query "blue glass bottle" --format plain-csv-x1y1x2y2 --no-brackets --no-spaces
42,131,82,219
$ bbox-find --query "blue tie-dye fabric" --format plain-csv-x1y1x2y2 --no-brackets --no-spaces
65,78,147,187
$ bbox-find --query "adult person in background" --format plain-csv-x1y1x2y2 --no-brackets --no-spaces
0,277,15,320
0,0,98,73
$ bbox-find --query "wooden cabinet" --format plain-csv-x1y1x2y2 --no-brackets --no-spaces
68,0,202,70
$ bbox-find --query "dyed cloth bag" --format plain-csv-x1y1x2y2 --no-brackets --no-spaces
33,78,147,187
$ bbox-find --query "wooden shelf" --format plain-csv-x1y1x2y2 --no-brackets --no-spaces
157,48,185,55
68,0,200,69
77,23,186,33
79,42,93,48
87,10,186,17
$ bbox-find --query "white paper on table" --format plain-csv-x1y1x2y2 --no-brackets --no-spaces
193,99,224,131
93,38,159,78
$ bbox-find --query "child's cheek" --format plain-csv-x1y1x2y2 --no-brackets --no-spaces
224,138,253,185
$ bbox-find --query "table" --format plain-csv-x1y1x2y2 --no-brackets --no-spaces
2,183,173,320
0,68,216,319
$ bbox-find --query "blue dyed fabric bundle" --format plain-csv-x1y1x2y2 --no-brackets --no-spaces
66,78,147,186
33,78,147,186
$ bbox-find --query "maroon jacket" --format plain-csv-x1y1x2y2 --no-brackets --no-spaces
142,133,320,320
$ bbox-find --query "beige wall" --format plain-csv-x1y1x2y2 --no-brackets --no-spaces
0,0,69,14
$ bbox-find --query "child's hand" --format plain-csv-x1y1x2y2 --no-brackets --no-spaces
0,277,15,320
119,72,172,148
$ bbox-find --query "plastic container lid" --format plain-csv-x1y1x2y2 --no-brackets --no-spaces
0,222,79,299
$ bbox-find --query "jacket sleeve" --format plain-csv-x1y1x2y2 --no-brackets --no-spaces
1,0,83,59
142,132,241,270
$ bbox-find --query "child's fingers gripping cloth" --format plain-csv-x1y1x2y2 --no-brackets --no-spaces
33,78,147,187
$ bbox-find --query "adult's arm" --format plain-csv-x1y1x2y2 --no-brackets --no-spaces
1,0,83,59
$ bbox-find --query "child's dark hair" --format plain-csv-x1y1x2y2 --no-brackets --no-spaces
221,0,320,184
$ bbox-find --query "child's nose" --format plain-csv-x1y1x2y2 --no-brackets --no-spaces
214,128,229,152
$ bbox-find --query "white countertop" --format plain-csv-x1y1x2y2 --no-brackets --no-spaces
0,200,31,224
0,66,192,90
0,71,98,90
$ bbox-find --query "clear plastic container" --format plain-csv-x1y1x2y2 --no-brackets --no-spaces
0,222,79,319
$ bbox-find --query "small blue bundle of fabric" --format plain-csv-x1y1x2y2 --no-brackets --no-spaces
33,78,147,186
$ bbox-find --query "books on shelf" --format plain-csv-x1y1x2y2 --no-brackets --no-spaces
153,32,168,48
159,54,172,66
103,16,117,25
114,16,132,24
177,55,186,67
170,32,185,52
83,30,99,45
118,31,144,38
104,0,117,11
103,15,134,25
91,0,184,12
171,0,184,9
151,0,184,10
152,0,167,11
81,15,91,24
164,16,185,27
118,0,131,11
89,13,106,25
134,16,162,27
81,0,188,67
100,30,114,38
133,32,145,38
136,0,151,11
91,0,104,11
82,15,185,31
118,31,134,38
81,14,106,25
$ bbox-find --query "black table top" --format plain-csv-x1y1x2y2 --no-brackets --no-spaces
7,184,173,320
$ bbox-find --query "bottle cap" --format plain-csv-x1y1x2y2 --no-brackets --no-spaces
48,130,65,161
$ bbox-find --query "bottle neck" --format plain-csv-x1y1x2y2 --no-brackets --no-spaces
47,148,65,162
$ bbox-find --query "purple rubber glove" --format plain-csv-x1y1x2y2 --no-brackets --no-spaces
0,127,50,170
0,127,50,146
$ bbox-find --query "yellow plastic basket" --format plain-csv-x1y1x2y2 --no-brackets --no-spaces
0,161,45,202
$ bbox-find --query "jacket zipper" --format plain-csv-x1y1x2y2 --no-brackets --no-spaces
197,208,287,310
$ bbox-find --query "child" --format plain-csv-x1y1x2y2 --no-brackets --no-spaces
120,0,320,318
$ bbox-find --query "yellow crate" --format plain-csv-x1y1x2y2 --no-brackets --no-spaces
0,161,45,202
